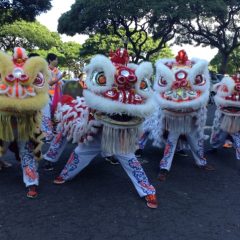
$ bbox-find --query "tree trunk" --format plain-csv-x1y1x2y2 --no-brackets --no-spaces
219,52,229,74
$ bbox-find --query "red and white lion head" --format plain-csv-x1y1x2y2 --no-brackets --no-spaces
83,48,155,121
213,74,240,116
153,50,210,112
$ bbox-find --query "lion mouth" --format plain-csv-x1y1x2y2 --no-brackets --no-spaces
0,83,35,99
221,106,240,114
108,114,133,122
94,112,143,126
161,89,200,102
102,89,144,105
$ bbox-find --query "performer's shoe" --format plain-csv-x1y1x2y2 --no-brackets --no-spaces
223,142,233,148
145,194,158,209
27,185,38,198
157,169,169,181
135,149,143,158
43,161,54,171
175,150,188,157
104,156,119,165
196,164,215,171
53,176,65,184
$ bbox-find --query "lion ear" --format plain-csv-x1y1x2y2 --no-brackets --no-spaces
0,51,14,80
213,83,222,92
23,57,50,84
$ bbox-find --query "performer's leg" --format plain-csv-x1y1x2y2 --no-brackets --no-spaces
43,132,68,163
115,153,156,197
41,102,53,141
55,136,101,183
186,133,207,166
186,132,214,170
135,131,150,157
231,132,240,160
19,142,39,187
160,131,179,171
19,141,39,198
115,153,157,208
210,129,228,149
138,131,150,150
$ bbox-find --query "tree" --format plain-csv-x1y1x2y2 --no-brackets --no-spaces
0,20,82,72
210,48,240,74
80,30,173,63
58,0,179,62
35,42,82,72
0,0,52,25
176,0,240,74
59,41,83,72
0,20,61,51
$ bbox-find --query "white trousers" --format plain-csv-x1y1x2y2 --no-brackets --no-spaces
1,141,39,187
58,134,156,197
160,130,207,171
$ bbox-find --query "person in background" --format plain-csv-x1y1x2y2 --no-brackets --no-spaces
46,53,66,118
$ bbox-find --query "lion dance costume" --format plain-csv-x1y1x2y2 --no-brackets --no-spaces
45,48,158,208
0,47,49,198
144,50,214,181
210,74,240,161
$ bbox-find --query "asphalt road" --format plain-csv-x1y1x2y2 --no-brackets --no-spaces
0,104,240,240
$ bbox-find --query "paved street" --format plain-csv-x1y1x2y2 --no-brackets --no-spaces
0,104,240,240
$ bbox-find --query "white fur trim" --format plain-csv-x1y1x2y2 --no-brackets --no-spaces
83,89,155,117
188,58,210,92
154,60,175,93
135,61,153,98
213,76,235,96
84,55,115,93
214,95,240,108
127,63,138,70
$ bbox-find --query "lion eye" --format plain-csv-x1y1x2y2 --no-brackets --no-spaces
140,80,147,90
195,74,205,85
97,75,106,85
92,71,106,86
139,78,152,92
158,77,167,87
33,74,45,88
235,83,240,92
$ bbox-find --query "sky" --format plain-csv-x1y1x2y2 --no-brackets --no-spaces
37,0,218,61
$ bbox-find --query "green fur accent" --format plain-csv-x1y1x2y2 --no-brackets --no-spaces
0,111,41,142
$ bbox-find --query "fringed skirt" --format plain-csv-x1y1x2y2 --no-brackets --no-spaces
163,110,196,134
220,114,240,134
101,123,139,155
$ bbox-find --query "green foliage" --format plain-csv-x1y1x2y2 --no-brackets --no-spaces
149,47,174,63
80,30,173,63
59,41,83,71
58,0,179,62
34,42,82,71
210,48,240,74
0,20,82,71
0,20,61,51
0,0,52,25
176,0,240,73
